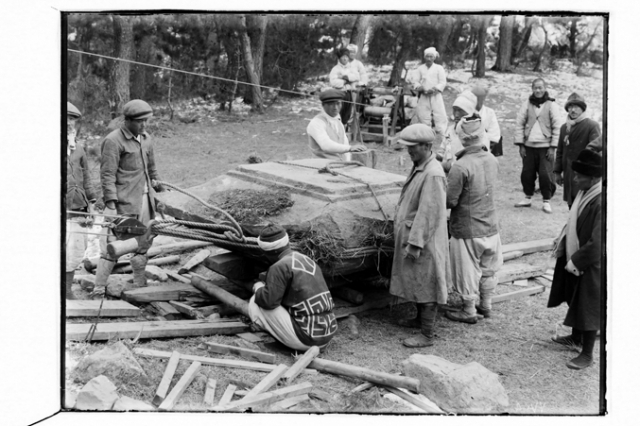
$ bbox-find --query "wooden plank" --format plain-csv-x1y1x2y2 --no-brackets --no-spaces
213,382,313,412
267,394,309,412
113,255,180,274
497,263,546,284
152,351,181,407
218,384,237,406
204,342,276,364
281,346,320,385
196,305,222,317
512,279,529,287
169,301,204,319
178,249,211,274
203,379,217,407
237,332,264,343
158,361,202,411
122,283,206,303
493,285,545,304
67,320,248,341
502,250,524,262
203,252,257,281
243,364,289,400
502,238,555,255
150,302,182,320
165,270,192,284
334,296,394,319
382,386,443,414
65,300,140,318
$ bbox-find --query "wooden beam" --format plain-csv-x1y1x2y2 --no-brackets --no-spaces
203,379,216,407
242,364,289,400
203,252,257,281
169,301,204,319
497,263,546,284
218,384,237,406
332,287,364,305
204,342,276,364
152,351,181,407
66,320,248,341
308,358,420,393
150,301,182,320
493,285,545,303
122,283,206,303
158,361,202,411
65,300,140,318
165,270,192,284
502,250,523,262
178,249,211,275
134,348,283,373
113,255,180,274
213,382,313,412
266,394,309,412
502,238,554,255
382,386,442,414
281,346,320,385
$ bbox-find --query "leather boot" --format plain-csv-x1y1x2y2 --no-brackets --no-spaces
65,271,76,300
93,257,116,296
567,330,596,370
445,298,478,324
397,304,422,328
130,254,148,287
478,277,496,318
402,303,437,348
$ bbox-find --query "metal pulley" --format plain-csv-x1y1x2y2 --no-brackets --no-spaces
110,216,148,240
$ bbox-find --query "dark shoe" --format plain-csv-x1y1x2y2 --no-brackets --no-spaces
567,353,593,370
445,310,478,324
402,335,434,348
476,306,491,318
552,334,582,348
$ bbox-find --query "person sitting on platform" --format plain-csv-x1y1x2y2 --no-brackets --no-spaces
248,225,338,351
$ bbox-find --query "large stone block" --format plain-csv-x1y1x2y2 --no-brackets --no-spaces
74,375,118,410
73,341,149,386
402,354,509,413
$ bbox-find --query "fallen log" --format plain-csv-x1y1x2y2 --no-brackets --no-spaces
308,358,420,393
65,300,140,318
190,275,250,317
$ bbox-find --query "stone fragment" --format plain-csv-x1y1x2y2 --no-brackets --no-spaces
112,395,156,411
402,354,509,413
75,275,96,291
74,375,118,410
73,341,149,386
145,265,168,282
105,274,135,298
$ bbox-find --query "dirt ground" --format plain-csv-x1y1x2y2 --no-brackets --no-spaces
69,63,604,414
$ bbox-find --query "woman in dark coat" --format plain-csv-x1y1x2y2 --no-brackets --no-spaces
548,149,603,370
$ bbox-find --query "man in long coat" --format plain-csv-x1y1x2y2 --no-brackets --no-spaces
548,149,602,370
390,124,450,348
553,93,602,207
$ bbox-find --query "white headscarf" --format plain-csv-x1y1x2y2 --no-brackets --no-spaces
424,47,439,57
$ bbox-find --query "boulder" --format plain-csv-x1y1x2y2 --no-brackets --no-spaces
73,341,149,386
112,395,156,411
105,274,135,298
74,375,118,410
402,354,509,413
145,265,168,282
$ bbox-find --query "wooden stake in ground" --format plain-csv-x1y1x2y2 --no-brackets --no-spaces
152,351,181,407
242,364,289,399
213,382,313,412
204,341,276,364
281,346,320,385
203,379,217,407
158,361,202,411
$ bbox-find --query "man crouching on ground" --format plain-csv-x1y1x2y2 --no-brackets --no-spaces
248,225,338,351
390,124,450,348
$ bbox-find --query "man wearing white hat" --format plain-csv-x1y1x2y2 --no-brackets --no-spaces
470,85,502,156
410,47,448,142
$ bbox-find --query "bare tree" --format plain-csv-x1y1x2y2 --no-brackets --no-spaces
243,15,268,104
533,18,548,72
515,16,535,61
475,16,491,77
110,15,134,118
435,15,455,64
350,14,373,59
493,15,515,71
238,14,264,113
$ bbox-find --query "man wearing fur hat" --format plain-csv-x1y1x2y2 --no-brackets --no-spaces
391,124,450,347
65,102,97,299
410,47,448,142
554,93,602,207
514,78,563,214
93,99,165,294
330,47,364,125
445,115,503,324
548,149,602,370
249,225,338,351
307,89,367,161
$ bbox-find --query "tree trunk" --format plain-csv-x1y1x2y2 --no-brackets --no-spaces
493,15,515,71
436,15,455,64
447,16,465,56
350,14,373,59
243,15,268,104
568,18,578,58
238,15,264,113
475,17,490,77
533,20,548,72
387,28,410,87
110,15,134,118
515,16,534,61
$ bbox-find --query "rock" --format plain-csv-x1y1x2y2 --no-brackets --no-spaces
74,375,119,410
105,274,135,298
145,265,168,282
112,396,156,411
75,275,96,291
73,341,149,386
402,354,509,413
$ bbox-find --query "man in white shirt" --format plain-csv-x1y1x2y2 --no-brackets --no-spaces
329,48,363,126
411,47,448,143
346,44,368,86
307,89,367,161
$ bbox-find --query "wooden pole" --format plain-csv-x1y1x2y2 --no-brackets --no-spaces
190,275,250,317
107,239,212,259
281,346,320,385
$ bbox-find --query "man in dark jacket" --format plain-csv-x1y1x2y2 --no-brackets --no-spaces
445,114,503,324
553,93,602,207
65,102,96,299
94,99,165,293
248,225,338,351
548,149,603,370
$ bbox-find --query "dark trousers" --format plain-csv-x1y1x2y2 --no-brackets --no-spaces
521,146,556,200
340,90,354,126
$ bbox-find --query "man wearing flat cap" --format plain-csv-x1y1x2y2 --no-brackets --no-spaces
65,102,97,299
249,224,337,351
306,89,366,161
445,115,502,324
93,99,165,293
390,124,450,348
410,47,448,144
554,92,602,207
548,149,603,370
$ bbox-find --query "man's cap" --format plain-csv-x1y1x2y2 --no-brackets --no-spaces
453,91,478,116
319,89,345,103
572,149,602,178
67,102,82,118
123,99,153,119
565,92,587,112
257,224,290,252
397,123,436,146
424,47,439,57
336,48,351,58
